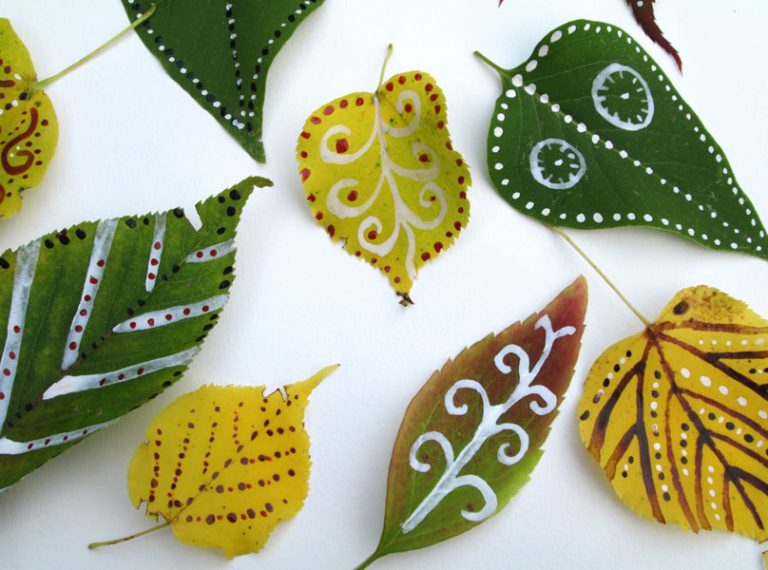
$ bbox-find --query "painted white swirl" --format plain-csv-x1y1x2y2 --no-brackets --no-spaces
319,89,447,282
401,315,576,534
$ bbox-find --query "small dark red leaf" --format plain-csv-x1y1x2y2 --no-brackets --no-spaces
626,0,683,71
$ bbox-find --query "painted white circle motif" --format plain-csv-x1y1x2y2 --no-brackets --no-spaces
592,63,654,131
529,138,586,190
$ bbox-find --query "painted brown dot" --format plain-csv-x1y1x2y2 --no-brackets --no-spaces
673,301,689,315
226,513,237,523
579,410,590,421
206,514,215,525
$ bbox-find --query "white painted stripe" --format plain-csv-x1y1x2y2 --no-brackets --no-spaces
0,419,117,455
44,347,200,400
61,220,118,371
0,240,41,428
112,295,228,333
145,213,167,292
184,239,235,263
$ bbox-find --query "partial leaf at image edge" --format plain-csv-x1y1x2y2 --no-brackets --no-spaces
0,18,58,219
122,0,326,162
297,67,472,302
359,277,587,567
0,175,271,491
479,19,768,262
124,365,337,558
578,286,768,545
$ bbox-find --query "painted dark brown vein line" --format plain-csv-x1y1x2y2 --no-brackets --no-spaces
605,424,636,480
694,436,709,530
634,346,664,523
663,386,698,530
663,320,768,335
709,432,768,470
680,388,768,440
723,473,735,531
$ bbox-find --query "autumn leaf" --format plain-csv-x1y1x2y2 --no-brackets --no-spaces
88,365,337,558
626,0,682,71
358,277,587,567
297,49,471,304
122,0,325,163
0,176,270,492
477,20,768,261
578,286,768,546
0,19,58,218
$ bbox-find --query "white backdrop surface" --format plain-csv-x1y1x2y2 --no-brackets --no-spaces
0,1,766,568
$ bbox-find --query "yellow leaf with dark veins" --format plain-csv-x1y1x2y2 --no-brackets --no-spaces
578,286,768,544
0,19,58,218
127,365,336,558
296,70,471,303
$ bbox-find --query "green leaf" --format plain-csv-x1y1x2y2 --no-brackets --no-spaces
359,277,587,567
121,0,325,163
478,20,768,261
0,175,271,491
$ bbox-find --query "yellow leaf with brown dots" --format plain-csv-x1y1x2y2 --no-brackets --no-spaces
578,286,768,547
296,64,471,304
124,365,337,558
0,19,58,218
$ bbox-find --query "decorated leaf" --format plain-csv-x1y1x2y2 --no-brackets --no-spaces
626,0,682,71
578,286,768,547
122,0,325,163
0,19,58,218
359,277,587,567
118,366,336,558
0,176,269,491
296,60,471,303
478,20,768,261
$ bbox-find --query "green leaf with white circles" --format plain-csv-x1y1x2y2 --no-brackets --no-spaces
478,20,768,261
122,0,325,163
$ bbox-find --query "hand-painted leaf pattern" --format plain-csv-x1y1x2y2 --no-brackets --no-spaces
480,20,768,261
122,0,325,163
359,278,587,567
0,19,58,218
626,0,682,71
578,286,768,544
125,365,336,558
296,71,471,303
0,176,270,491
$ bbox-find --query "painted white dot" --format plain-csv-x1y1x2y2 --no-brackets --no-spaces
680,368,691,379
501,179,510,186
497,113,506,122
613,213,622,221
505,89,517,98
700,376,712,387
494,163,504,171
719,385,729,395
494,127,504,137
526,60,538,72
512,74,524,87
758,410,767,420
643,214,653,222
593,213,604,223
576,213,586,223
525,201,534,210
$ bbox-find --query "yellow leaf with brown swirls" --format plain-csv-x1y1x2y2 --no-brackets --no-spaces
0,19,58,218
296,70,471,303
578,286,768,547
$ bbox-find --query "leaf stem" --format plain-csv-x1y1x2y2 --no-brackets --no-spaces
353,552,381,570
473,50,507,76
377,43,394,91
87,520,170,550
551,226,651,327
33,4,157,91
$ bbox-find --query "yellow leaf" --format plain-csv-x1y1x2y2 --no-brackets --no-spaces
578,286,768,543
127,365,337,558
0,19,58,218
296,69,471,301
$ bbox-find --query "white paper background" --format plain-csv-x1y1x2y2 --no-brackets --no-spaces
0,1,766,568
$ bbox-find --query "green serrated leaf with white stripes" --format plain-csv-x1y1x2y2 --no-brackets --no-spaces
121,0,325,163
480,19,768,260
0,175,271,491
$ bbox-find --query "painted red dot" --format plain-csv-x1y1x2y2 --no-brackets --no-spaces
0,393,5,400
367,230,378,240
347,190,358,202
310,116,321,125
454,221,462,230
425,83,433,92
2,369,10,376
456,159,464,167
151,258,159,266
84,295,92,302
97,260,105,267
458,176,465,185
335,138,349,154
300,151,308,159
89,276,98,285
458,207,464,214
80,309,88,316
183,308,191,316
421,252,431,261
13,325,20,334
385,82,394,91
118,374,125,380
323,105,334,116
137,367,145,375
355,97,365,106
99,379,106,386
434,104,442,114
398,75,406,85
415,73,423,80
434,242,444,252
446,142,453,150
69,342,77,350
8,351,15,360
202,305,210,312
460,191,467,199
384,265,391,273
437,121,445,129
404,103,413,113
129,322,137,329
300,131,311,139
327,225,335,238
148,273,156,280
315,212,324,221
165,314,173,321
300,168,311,182
394,277,401,283
147,318,155,326
354,251,361,257
196,251,204,258
153,242,161,251
419,153,429,163
340,99,348,108
307,193,316,202
74,325,83,333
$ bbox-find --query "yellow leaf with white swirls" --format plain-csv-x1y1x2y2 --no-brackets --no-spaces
296,71,471,303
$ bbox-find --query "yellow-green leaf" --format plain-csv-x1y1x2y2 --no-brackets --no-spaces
296,69,471,303
578,286,768,545
124,365,337,558
0,19,58,218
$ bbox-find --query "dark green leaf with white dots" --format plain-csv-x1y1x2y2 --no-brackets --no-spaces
480,19,768,260
121,0,325,163
0,175,270,491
